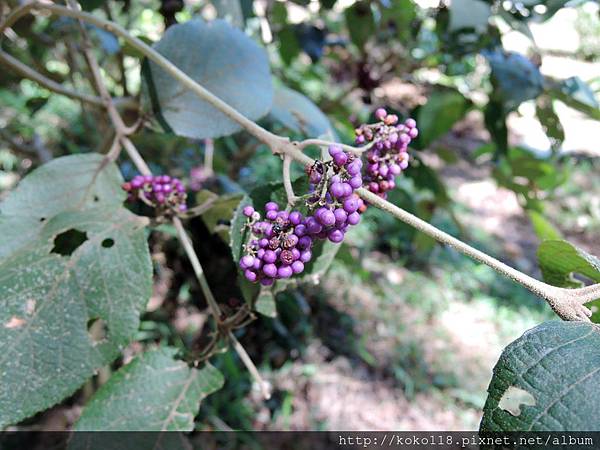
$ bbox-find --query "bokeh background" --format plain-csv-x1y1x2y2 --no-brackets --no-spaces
1,0,599,431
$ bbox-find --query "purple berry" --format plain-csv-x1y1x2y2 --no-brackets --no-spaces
263,263,277,278
347,211,360,225
330,182,345,199
298,236,312,250
333,152,348,167
375,108,387,121
343,196,359,213
334,209,348,223
295,224,307,237
289,211,302,225
277,265,293,279
300,250,312,263
265,202,279,212
240,255,255,269
263,250,277,264
349,176,363,189
328,229,344,243
260,277,274,286
291,261,304,274
266,210,278,221
328,145,342,157
243,206,255,217
319,209,336,227
244,269,257,282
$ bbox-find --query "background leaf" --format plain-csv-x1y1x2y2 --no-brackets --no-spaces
142,19,273,139
270,85,334,137
75,347,223,431
537,239,600,322
344,2,375,49
481,321,600,431
484,50,544,112
416,88,471,148
0,155,152,428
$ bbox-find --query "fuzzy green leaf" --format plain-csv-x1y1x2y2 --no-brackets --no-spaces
0,154,152,428
75,347,223,431
481,321,600,431
142,19,273,139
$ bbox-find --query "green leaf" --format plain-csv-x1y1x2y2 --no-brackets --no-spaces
537,239,600,321
547,76,600,121
535,95,564,147
75,347,223,431
380,0,417,44
0,155,152,428
344,2,375,49
528,210,562,241
270,85,334,137
277,26,301,65
537,240,600,288
484,50,544,112
0,153,124,259
141,19,273,139
416,88,471,148
255,287,277,318
201,193,244,242
481,321,600,431
229,194,252,263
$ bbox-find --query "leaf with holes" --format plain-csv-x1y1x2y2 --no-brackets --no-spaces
141,18,273,139
0,153,123,259
75,347,223,431
270,85,334,137
481,321,600,431
537,239,600,322
0,154,152,428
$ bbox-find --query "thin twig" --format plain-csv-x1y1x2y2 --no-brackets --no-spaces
0,49,103,106
228,330,271,400
172,217,222,322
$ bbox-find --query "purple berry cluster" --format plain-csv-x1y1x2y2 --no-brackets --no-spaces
239,203,313,285
355,107,418,198
304,145,364,243
239,146,366,284
122,175,188,214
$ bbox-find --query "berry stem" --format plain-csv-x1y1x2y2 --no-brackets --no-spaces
282,155,298,206
298,139,371,155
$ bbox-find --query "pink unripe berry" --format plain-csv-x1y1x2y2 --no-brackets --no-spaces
375,108,387,121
